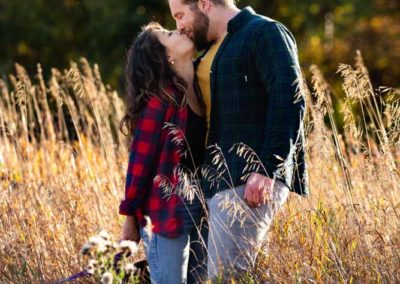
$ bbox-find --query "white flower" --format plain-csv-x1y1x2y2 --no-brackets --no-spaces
85,259,98,274
98,241,112,253
89,236,105,246
118,240,138,255
98,229,111,241
89,236,112,253
124,263,137,274
101,272,113,284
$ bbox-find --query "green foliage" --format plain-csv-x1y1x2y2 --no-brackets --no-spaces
239,0,400,87
0,0,169,87
0,0,399,91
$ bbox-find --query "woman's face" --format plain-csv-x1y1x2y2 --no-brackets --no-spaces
154,29,194,61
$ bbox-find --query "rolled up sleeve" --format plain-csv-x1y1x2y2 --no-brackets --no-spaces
119,97,167,216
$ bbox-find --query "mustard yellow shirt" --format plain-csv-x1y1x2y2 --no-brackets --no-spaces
196,33,227,135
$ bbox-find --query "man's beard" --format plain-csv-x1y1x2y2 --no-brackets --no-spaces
191,9,210,51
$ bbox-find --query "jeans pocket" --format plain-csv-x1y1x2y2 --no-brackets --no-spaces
142,231,161,284
270,180,290,211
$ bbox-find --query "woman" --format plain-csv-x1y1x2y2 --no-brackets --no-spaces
119,22,207,284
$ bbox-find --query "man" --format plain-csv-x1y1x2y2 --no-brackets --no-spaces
168,0,309,279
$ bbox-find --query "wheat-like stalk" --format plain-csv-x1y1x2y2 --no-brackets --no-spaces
1,55,399,283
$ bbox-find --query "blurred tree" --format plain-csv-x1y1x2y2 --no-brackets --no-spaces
0,0,170,87
236,0,400,88
0,0,399,91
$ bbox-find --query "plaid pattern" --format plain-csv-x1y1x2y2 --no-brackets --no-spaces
119,92,188,238
198,7,309,197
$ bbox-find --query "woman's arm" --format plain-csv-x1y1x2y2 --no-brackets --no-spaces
121,215,140,241
119,96,167,218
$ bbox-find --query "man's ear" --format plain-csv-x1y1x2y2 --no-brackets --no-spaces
198,0,212,14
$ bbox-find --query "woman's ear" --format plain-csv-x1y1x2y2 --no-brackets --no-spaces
167,54,175,65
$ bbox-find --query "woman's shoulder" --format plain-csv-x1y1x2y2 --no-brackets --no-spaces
146,87,184,111
143,90,183,123
146,95,169,110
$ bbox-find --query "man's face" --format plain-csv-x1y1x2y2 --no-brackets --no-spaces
168,0,210,51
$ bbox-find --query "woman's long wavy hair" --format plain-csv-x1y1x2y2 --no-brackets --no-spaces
120,22,188,137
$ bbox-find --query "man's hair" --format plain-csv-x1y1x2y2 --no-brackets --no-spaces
182,0,235,7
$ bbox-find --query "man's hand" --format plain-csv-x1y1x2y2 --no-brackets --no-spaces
243,173,275,208
120,216,140,242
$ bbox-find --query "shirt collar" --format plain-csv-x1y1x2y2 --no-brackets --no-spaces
227,6,256,33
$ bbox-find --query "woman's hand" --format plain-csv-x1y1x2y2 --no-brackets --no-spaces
121,216,140,242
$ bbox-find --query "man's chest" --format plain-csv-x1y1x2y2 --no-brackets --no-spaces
211,35,261,91
209,36,265,102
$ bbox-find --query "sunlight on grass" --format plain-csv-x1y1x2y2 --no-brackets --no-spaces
0,53,399,283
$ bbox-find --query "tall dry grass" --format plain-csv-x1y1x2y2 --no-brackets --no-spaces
258,52,400,283
0,52,399,283
0,59,128,283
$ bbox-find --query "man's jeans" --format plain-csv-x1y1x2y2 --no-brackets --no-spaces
140,221,208,284
206,180,289,279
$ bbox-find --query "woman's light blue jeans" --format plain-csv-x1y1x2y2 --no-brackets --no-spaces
140,220,208,284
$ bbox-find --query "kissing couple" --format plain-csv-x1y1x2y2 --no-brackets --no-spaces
119,0,309,283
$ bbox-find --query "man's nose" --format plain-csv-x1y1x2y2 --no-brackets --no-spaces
176,21,185,33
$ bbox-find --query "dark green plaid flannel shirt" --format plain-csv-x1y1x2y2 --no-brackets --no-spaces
197,7,309,198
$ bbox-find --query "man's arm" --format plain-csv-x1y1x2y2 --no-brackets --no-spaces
244,22,304,207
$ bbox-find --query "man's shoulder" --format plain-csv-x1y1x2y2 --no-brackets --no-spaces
247,14,290,33
242,13,296,47
249,12,276,25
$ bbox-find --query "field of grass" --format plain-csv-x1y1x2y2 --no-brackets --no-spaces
0,53,399,283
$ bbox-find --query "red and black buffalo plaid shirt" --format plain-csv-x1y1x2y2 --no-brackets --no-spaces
119,93,188,238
